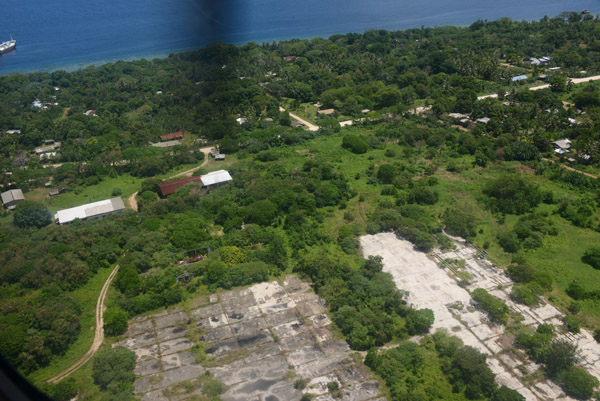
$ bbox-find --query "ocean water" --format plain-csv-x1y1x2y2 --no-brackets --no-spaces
1,0,599,75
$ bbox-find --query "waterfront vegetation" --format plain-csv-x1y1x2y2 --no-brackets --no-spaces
1,12,600,400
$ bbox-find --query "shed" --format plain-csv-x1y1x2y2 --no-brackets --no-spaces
158,176,203,197
201,170,232,188
151,140,181,148
511,75,528,82
54,198,125,224
160,131,184,141
1,189,24,210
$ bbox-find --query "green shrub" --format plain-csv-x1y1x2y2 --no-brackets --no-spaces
582,247,600,270
510,283,541,307
472,288,509,324
342,134,368,154
558,367,599,400
202,379,227,396
498,231,520,253
104,307,129,336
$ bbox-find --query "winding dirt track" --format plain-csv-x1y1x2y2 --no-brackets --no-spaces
48,149,218,382
47,264,120,383
279,106,319,131
127,147,213,211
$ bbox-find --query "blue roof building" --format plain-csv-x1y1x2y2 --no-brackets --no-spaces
511,75,528,82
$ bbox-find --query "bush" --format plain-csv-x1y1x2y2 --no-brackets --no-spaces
510,283,541,307
377,164,396,184
558,367,599,400
492,385,525,401
202,379,227,396
408,186,438,205
483,176,541,215
342,134,368,154
111,188,123,196
92,347,136,393
564,314,581,334
582,247,600,270
443,208,477,238
472,288,509,324
498,231,520,253
13,201,52,228
543,339,580,377
566,282,588,300
104,307,129,336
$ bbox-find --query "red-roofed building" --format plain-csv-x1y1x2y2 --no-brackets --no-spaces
160,130,184,141
158,176,203,197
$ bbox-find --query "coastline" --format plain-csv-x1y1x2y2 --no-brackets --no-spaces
1,6,599,76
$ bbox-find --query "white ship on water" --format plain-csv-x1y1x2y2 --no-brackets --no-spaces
0,36,16,54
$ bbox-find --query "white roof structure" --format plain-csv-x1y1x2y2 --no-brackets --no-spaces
151,140,181,148
1,189,24,207
200,170,232,187
552,139,571,150
55,197,125,224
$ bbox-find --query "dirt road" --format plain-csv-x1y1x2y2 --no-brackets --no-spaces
127,147,213,211
542,158,598,179
47,264,120,383
481,74,600,96
279,106,319,131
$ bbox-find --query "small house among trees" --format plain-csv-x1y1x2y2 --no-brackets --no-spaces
1,189,24,210
160,130,183,141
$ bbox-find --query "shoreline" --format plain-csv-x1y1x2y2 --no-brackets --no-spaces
1,10,599,76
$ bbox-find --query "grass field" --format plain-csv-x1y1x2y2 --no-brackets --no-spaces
270,130,600,328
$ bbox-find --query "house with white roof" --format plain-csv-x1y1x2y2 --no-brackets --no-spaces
201,170,232,189
551,139,571,155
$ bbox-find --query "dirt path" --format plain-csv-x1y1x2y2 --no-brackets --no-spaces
480,74,600,97
542,158,598,179
47,264,120,383
127,147,213,211
279,106,319,131
169,147,212,178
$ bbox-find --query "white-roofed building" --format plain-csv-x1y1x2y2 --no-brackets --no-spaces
200,170,232,188
55,197,125,224
1,189,24,210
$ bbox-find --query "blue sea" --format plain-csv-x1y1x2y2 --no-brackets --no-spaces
1,0,599,75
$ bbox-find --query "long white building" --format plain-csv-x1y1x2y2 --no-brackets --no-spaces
55,197,125,224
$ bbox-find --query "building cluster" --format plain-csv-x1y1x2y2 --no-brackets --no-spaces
444,113,491,130
157,169,232,197
35,140,61,160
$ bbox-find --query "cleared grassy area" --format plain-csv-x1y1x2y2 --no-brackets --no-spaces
272,131,600,327
28,264,115,385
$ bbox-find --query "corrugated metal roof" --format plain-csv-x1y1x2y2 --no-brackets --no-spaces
1,189,24,205
201,170,232,186
160,131,183,141
55,197,125,224
158,176,203,197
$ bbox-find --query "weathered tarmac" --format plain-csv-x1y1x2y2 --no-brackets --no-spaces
117,275,384,401
361,232,600,401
